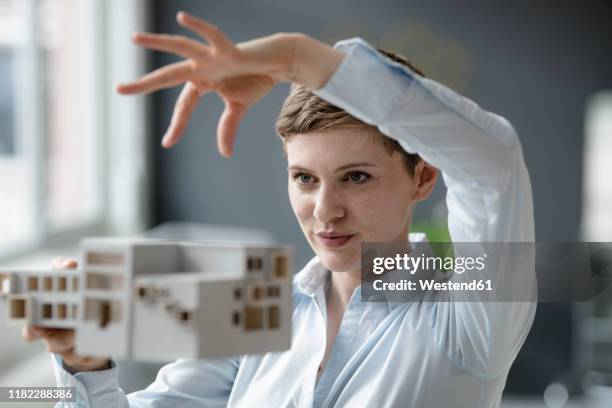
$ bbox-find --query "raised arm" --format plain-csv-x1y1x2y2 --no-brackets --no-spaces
312,38,536,379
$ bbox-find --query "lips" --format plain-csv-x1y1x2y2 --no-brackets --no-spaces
316,232,356,248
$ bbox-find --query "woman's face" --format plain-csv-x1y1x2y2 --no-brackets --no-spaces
286,128,435,275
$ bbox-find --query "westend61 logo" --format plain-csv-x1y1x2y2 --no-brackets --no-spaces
361,242,612,303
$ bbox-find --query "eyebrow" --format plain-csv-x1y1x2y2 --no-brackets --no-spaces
287,162,378,172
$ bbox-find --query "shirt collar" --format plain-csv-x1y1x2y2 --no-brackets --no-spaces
295,256,329,296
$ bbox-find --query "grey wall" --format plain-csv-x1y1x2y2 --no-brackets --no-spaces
149,0,612,394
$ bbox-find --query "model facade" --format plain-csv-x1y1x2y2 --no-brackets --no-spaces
0,238,293,362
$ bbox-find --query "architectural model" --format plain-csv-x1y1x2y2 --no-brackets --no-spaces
0,238,293,362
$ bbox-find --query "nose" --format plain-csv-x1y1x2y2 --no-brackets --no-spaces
313,184,345,223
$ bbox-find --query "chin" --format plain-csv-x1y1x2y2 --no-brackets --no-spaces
317,251,360,274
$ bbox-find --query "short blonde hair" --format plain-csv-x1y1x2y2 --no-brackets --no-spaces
275,48,423,175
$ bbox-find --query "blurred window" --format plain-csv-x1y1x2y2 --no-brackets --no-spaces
582,91,612,241
0,0,104,254
0,49,15,155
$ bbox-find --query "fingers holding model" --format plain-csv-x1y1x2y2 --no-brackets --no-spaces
21,257,110,373
116,11,344,156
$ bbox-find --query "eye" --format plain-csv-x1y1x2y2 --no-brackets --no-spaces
292,172,316,185
345,171,371,184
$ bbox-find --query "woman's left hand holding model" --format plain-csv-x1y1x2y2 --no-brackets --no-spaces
117,11,344,155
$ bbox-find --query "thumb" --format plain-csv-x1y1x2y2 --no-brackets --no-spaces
217,100,247,158
22,325,44,342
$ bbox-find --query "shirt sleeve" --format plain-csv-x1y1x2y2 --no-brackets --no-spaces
51,353,238,407
315,38,536,379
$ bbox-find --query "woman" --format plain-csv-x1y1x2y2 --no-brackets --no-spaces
25,11,536,407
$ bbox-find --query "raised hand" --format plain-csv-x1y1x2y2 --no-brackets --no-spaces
117,11,295,156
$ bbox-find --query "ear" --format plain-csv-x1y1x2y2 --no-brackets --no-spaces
411,160,438,202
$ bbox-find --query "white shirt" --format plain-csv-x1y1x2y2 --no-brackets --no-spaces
52,37,536,408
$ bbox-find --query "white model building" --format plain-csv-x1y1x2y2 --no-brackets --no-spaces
0,238,293,362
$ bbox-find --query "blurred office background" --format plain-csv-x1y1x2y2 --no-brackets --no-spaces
0,0,611,407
